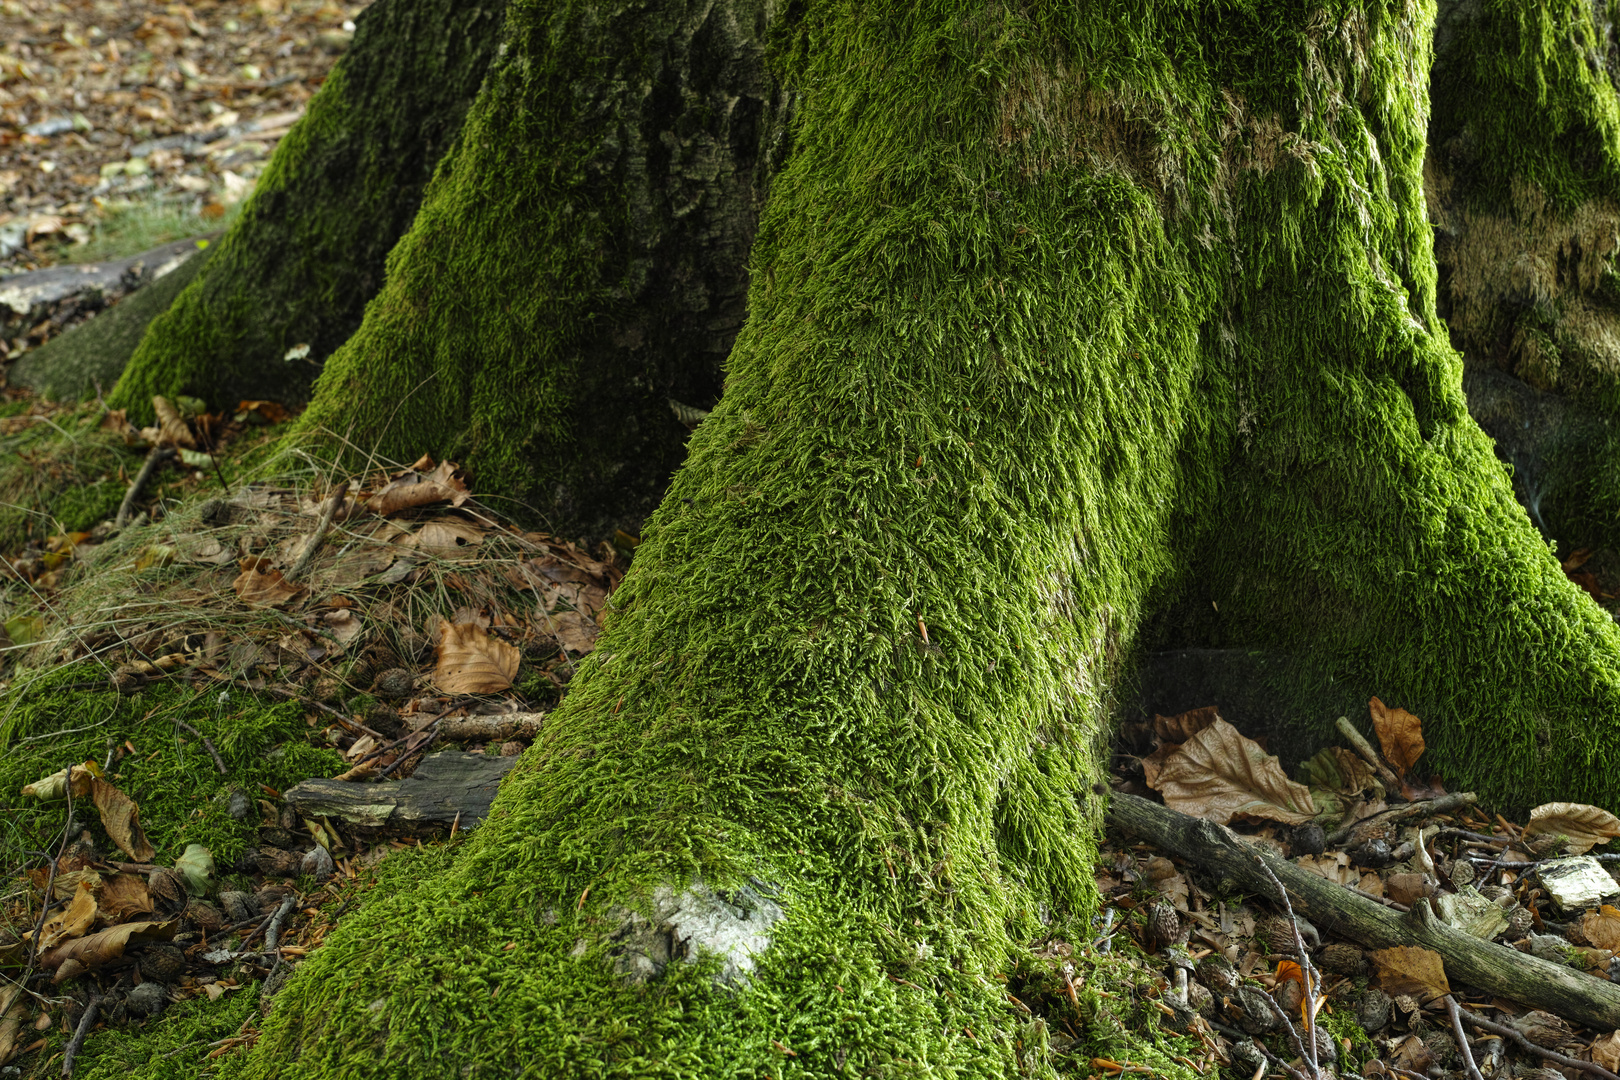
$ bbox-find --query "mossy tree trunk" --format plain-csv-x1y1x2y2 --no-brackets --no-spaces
202,0,1620,1077
103,0,509,417
284,0,787,539
1428,0,1620,547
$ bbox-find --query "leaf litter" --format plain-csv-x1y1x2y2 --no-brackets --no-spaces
1083,698,1620,1080
0,445,626,1071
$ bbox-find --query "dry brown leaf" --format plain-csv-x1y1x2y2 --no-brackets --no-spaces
1523,802,1620,855
37,883,98,951
151,395,197,449
1369,945,1449,1003
549,609,601,656
1582,907,1620,952
99,873,156,921
1140,742,1181,789
20,762,97,800
233,557,309,609
38,919,175,974
407,520,484,559
0,988,23,1068
1151,718,1317,825
434,618,520,694
92,777,154,861
1297,852,1355,885
1369,697,1424,776
37,869,101,901
368,461,470,516
1153,706,1221,744
321,609,364,646
1592,1031,1620,1072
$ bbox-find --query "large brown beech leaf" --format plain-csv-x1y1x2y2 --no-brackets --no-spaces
1150,718,1317,825
433,618,520,694
38,919,175,975
1524,802,1620,855
1369,696,1425,776
91,777,154,861
1370,945,1450,1003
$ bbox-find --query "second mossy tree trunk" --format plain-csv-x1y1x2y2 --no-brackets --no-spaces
104,0,509,416
220,1,1620,1078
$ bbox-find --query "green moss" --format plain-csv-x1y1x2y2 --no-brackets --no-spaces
1,667,342,874
0,407,144,551
107,0,509,418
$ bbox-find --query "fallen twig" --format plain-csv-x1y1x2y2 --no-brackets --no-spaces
61,993,99,1078
1327,790,1479,847
1444,995,1486,1080
262,895,297,954
116,446,175,529
1332,716,1404,796
1456,1005,1620,1080
171,717,226,775
1249,851,1320,1078
288,480,348,581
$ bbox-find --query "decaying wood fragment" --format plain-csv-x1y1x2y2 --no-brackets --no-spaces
284,750,518,838
1107,792,1620,1029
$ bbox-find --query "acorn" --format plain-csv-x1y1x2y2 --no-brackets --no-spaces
147,868,188,915
138,943,186,983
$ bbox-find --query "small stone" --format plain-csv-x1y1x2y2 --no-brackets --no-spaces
126,981,167,1018
1229,985,1277,1035
1290,823,1326,857
372,668,416,700
1526,933,1576,964
226,788,252,821
1356,988,1393,1033
255,848,302,878
138,944,186,983
219,891,256,922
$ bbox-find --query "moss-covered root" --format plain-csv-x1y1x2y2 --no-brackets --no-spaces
220,0,1620,1077
105,0,508,419
286,0,787,541
1427,0,1620,544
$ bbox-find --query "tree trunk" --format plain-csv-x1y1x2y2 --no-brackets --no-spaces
102,0,510,417
1429,0,1620,548
278,0,788,541
213,1,1620,1077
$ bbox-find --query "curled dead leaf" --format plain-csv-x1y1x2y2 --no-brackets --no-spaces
1369,697,1424,777
1151,718,1317,825
38,919,176,975
368,461,470,516
1524,802,1620,855
36,882,97,951
151,396,197,449
434,618,520,694
99,872,156,921
1153,706,1220,744
1581,906,1620,952
407,519,484,559
92,777,154,861
21,762,98,800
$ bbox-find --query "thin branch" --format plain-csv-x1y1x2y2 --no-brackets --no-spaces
287,480,348,581
1455,1006,1620,1080
60,993,99,1077
116,446,175,528
1444,995,1485,1080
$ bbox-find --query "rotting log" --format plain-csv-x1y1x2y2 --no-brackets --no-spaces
1107,792,1620,1030
283,749,518,837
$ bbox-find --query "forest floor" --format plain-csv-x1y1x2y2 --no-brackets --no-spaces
5,2,1620,1078
1,0,369,278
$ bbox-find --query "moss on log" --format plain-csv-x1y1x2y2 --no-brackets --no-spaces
105,0,509,417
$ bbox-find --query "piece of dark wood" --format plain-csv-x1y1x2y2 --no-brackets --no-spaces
282,750,519,836
1106,792,1620,1030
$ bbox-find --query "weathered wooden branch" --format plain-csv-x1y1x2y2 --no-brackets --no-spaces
283,750,519,837
1106,792,1620,1029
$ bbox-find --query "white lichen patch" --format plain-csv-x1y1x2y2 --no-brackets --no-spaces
602,880,784,987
